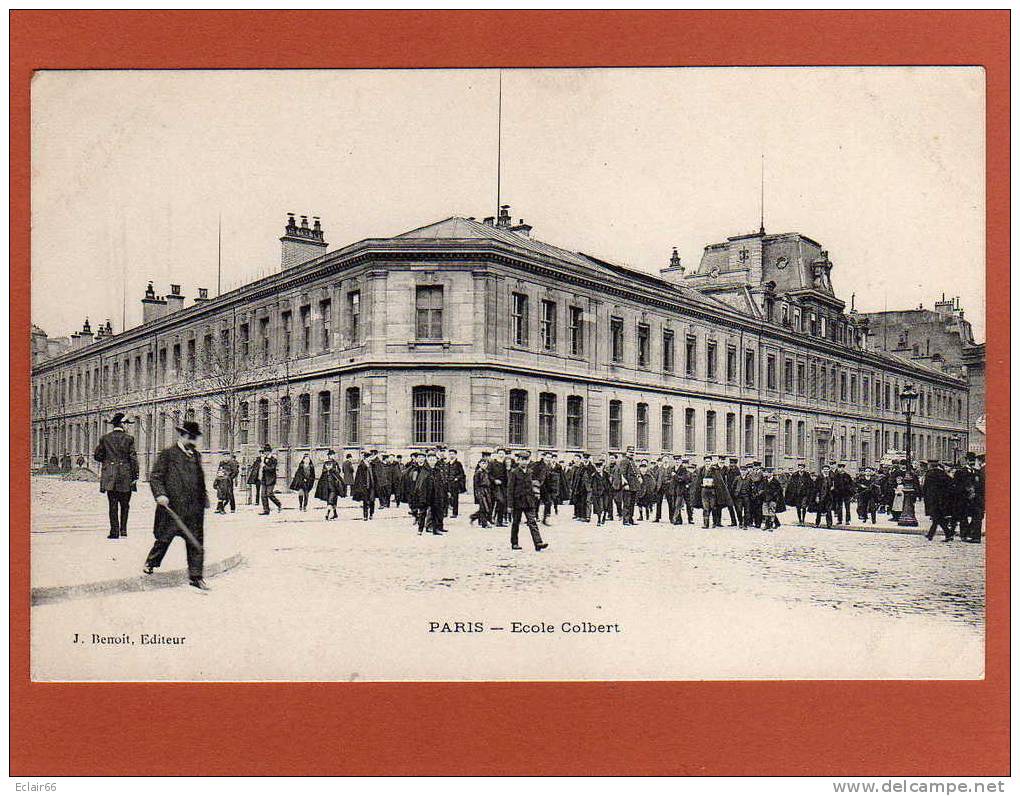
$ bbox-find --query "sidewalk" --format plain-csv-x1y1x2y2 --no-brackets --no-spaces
774,506,928,535
31,476,247,604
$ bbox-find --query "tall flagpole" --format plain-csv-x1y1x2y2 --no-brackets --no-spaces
217,213,222,296
759,153,765,235
496,70,503,218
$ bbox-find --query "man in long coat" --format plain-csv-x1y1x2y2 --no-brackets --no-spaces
832,463,855,525
352,449,376,521
813,465,836,528
921,459,955,542
93,412,139,539
445,449,467,518
953,453,982,542
372,452,392,509
143,420,209,590
488,449,509,527
257,444,282,515
695,455,732,528
617,447,642,526
784,461,812,525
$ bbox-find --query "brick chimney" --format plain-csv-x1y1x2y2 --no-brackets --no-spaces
79,318,94,347
193,287,210,305
509,218,532,237
165,283,185,314
496,204,512,229
280,212,328,269
142,281,168,323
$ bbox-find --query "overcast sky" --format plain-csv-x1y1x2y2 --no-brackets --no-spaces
31,67,985,341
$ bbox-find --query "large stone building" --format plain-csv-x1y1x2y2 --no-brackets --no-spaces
862,296,985,456
30,207,972,481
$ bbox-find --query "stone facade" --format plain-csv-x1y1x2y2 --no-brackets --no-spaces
31,212,971,482
862,296,984,456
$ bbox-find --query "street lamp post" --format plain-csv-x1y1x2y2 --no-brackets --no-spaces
898,384,920,527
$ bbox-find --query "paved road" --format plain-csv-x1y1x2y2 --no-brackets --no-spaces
29,476,985,681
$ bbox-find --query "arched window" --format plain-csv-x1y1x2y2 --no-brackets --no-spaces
413,386,446,445
508,389,528,446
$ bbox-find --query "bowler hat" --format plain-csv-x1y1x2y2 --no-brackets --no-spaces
107,412,133,426
176,420,202,438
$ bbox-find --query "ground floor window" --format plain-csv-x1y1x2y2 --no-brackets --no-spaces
413,386,446,445
509,389,528,446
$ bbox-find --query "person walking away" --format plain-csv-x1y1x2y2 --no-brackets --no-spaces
814,465,835,528
315,449,344,521
507,450,548,551
352,449,376,521
469,456,494,528
921,460,954,541
213,465,232,514
93,412,139,539
290,453,316,511
220,453,240,513
143,420,209,590
445,449,467,518
389,455,404,507
372,452,392,510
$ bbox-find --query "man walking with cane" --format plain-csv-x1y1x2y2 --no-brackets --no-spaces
143,420,210,590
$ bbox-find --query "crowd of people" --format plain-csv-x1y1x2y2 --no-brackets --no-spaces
80,411,988,589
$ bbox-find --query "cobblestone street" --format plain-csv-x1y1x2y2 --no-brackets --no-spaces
30,477,985,682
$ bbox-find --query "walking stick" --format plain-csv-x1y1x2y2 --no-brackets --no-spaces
160,504,204,552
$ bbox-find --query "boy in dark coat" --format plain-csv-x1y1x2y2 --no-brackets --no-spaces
814,465,836,528
352,449,376,521
445,449,467,518
315,450,344,521
469,456,493,528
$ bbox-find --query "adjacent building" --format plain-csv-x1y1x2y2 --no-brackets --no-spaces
862,296,985,455
30,206,972,480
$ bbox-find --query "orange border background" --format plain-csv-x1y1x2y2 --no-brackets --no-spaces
9,10,1010,776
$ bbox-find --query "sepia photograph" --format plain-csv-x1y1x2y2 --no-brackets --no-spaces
28,66,986,683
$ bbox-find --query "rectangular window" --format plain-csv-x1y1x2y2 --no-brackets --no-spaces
258,399,270,446
300,306,311,353
797,362,806,396
661,406,674,452
569,306,584,356
744,415,755,454
637,324,650,368
538,392,557,448
726,345,737,383
636,403,649,450
705,411,716,453
608,400,623,450
317,391,331,445
797,421,806,456
707,340,718,381
415,285,444,340
744,350,755,388
297,393,311,446
201,335,212,372
726,412,736,454
239,323,250,361
259,317,270,363
610,317,624,363
684,408,696,452
820,366,828,401
862,377,870,405
345,388,360,444
831,370,838,401
766,354,777,391
112,362,120,393
279,396,291,446
320,299,332,351
172,344,181,376
412,386,446,445
508,389,528,445
566,396,584,449
840,372,847,402
238,401,249,445
511,293,529,346
850,374,858,404
784,419,793,454
663,329,676,373
348,291,361,345
220,329,230,361
540,300,557,351
281,311,292,358
685,334,697,377
159,349,167,382
784,359,794,393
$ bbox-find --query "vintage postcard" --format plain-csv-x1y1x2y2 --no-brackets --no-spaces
28,66,986,682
